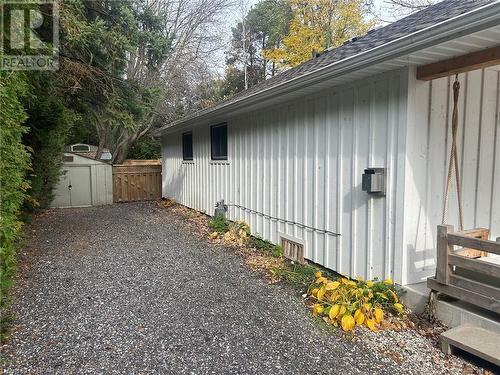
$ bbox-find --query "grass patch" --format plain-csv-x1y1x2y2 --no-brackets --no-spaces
248,236,283,258
0,313,15,342
247,235,317,287
270,262,317,287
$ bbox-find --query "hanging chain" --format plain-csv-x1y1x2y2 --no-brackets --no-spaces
442,74,464,231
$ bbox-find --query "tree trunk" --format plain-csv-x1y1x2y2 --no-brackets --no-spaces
95,137,106,160
112,141,130,164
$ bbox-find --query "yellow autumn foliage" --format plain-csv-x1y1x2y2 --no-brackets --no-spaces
221,220,250,246
316,276,328,284
329,304,341,320
339,305,346,317
374,308,384,323
307,272,404,333
264,0,375,68
316,286,326,300
365,318,377,332
341,314,355,332
393,303,404,314
312,303,325,316
354,309,365,325
325,281,340,290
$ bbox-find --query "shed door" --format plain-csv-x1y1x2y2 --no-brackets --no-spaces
52,168,71,207
69,166,92,207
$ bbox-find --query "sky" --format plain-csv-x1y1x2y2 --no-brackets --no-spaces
213,0,422,74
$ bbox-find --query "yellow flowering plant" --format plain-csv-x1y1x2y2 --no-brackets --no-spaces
308,272,405,332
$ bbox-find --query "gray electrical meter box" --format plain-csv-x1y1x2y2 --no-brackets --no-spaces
362,168,385,196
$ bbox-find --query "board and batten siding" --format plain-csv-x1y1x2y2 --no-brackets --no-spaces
404,66,500,285
162,69,409,283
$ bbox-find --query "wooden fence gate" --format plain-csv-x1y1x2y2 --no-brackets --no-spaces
112,160,162,202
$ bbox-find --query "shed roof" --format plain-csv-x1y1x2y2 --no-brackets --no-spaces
63,152,112,165
157,0,500,135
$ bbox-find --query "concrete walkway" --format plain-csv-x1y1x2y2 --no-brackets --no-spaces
2,202,403,374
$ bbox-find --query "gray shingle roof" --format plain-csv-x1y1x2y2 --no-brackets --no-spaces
165,0,496,129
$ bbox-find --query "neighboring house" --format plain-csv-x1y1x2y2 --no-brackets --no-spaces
156,0,500,286
65,143,112,161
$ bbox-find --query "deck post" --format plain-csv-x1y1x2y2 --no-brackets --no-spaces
436,224,454,284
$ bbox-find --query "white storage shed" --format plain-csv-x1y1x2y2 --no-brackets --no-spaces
51,153,113,208
157,0,500,287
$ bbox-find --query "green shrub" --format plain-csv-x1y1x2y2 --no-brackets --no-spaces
0,72,31,329
127,136,161,160
208,215,229,233
23,78,77,210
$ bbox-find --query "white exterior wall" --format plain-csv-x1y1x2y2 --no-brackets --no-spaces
404,66,500,285
162,69,409,283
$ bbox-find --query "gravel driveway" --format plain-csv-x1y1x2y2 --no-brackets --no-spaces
2,202,408,374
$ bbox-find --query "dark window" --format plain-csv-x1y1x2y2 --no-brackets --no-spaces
182,132,193,160
72,144,90,152
210,123,227,160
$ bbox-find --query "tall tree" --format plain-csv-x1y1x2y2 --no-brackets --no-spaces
109,0,231,163
246,0,292,77
222,0,292,96
59,0,231,163
374,0,438,22
385,0,437,12
265,0,374,68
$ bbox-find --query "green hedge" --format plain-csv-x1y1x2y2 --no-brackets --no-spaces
0,72,30,322
24,97,75,209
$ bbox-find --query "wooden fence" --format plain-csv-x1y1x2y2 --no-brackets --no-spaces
427,224,500,314
120,159,161,165
112,162,162,202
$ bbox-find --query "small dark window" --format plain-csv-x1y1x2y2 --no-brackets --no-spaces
210,123,227,160
182,132,193,160
72,144,90,152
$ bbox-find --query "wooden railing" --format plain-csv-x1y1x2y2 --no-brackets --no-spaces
427,225,500,314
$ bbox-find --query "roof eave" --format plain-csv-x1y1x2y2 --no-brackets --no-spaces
155,1,500,137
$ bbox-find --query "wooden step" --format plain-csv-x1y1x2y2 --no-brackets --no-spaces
440,325,500,366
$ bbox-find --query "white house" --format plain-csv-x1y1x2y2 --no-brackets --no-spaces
157,0,500,287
